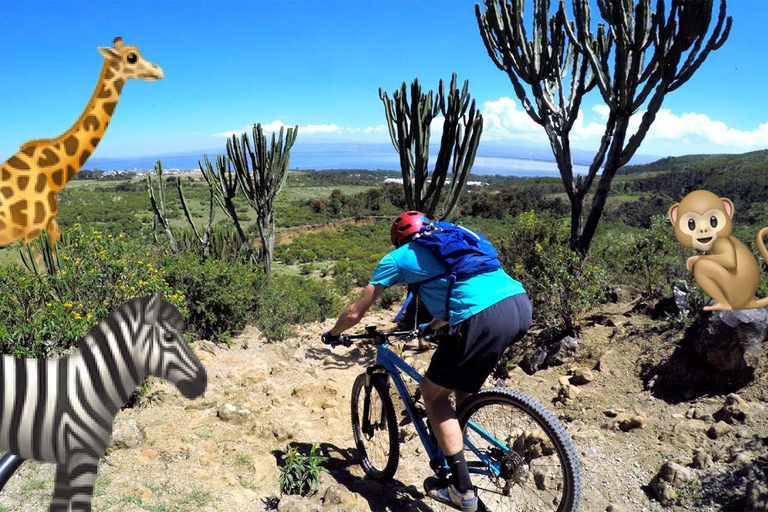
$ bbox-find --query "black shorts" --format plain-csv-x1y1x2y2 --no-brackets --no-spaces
425,293,532,393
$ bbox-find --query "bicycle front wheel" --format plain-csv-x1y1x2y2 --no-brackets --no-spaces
458,387,581,511
350,372,399,481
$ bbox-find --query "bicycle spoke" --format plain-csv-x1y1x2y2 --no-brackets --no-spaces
460,390,580,512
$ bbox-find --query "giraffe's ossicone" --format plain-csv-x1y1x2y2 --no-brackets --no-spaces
0,37,163,247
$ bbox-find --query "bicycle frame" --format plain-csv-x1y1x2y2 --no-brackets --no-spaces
367,342,507,479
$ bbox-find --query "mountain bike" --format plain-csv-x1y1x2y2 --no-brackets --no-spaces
327,326,581,511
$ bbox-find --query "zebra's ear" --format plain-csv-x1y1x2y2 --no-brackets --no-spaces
144,293,162,323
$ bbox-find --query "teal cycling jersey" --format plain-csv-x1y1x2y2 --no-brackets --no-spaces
370,242,526,325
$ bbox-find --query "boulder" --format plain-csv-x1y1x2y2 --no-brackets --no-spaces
651,461,693,507
691,449,713,469
108,416,144,452
607,285,641,303
693,308,768,380
217,403,253,424
570,368,594,386
713,393,749,424
521,336,581,375
747,479,768,511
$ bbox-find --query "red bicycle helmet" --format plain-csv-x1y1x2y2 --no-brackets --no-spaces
391,210,430,247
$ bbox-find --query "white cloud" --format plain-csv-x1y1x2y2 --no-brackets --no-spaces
212,121,388,141
642,109,768,151
480,97,547,143
477,97,768,156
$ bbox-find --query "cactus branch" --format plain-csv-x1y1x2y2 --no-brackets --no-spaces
199,154,259,266
146,161,178,254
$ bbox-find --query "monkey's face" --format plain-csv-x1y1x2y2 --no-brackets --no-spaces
668,190,735,252
676,208,730,251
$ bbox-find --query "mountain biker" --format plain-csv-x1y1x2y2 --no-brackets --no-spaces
322,210,532,512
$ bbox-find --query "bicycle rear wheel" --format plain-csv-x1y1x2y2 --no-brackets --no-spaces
458,387,581,511
350,372,399,481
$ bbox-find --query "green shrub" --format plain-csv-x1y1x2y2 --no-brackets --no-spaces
279,444,327,496
254,275,342,341
499,211,607,334
592,214,687,298
377,286,405,311
332,258,379,292
162,253,262,343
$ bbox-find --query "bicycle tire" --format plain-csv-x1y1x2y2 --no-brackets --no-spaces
458,387,581,512
350,372,400,481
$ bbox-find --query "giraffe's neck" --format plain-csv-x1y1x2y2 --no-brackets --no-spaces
23,59,125,192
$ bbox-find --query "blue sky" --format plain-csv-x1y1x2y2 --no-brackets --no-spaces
1,0,766,166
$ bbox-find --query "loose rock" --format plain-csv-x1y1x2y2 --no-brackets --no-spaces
708,421,733,440
570,368,595,386
217,403,253,424
714,393,749,424
612,412,646,432
691,449,713,469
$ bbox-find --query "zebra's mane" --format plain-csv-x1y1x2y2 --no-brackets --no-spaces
75,295,183,352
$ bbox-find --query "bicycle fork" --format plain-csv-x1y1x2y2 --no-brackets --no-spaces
362,368,386,437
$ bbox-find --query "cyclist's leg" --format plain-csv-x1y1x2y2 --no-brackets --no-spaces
420,377,464,456
421,334,476,497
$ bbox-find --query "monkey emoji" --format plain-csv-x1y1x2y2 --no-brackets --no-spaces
668,190,768,311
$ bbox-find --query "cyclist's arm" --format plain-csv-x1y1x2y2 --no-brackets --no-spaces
427,318,448,331
328,283,386,336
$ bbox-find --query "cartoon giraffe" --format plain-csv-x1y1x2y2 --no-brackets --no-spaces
0,37,163,247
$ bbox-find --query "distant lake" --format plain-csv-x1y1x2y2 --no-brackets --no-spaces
87,142,659,178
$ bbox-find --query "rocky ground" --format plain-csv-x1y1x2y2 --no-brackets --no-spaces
1,296,768,511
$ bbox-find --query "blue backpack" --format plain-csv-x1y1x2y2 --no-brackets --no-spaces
409,221,502,315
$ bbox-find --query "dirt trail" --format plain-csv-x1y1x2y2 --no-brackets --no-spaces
1,301,767,511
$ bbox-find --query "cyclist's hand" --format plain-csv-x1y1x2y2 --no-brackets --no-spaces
417,323,434,339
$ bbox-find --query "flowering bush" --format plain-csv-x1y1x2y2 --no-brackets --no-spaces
8,225,185,356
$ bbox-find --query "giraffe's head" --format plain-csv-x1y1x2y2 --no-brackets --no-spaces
97,37,164,81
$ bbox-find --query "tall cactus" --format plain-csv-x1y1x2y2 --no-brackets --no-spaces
198,154,259,265
226,124,298,275
147,160,216,259
476,0,731,255
380,73,483,220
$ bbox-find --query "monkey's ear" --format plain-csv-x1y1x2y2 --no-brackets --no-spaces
722,198,735,218
668,203,680,225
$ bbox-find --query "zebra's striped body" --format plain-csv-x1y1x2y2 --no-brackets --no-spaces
0,294,207,511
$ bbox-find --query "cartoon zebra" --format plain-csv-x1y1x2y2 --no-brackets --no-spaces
0,293,207,511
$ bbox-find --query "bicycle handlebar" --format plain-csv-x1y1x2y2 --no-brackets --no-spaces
345,326,417,341
325,326,418,347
